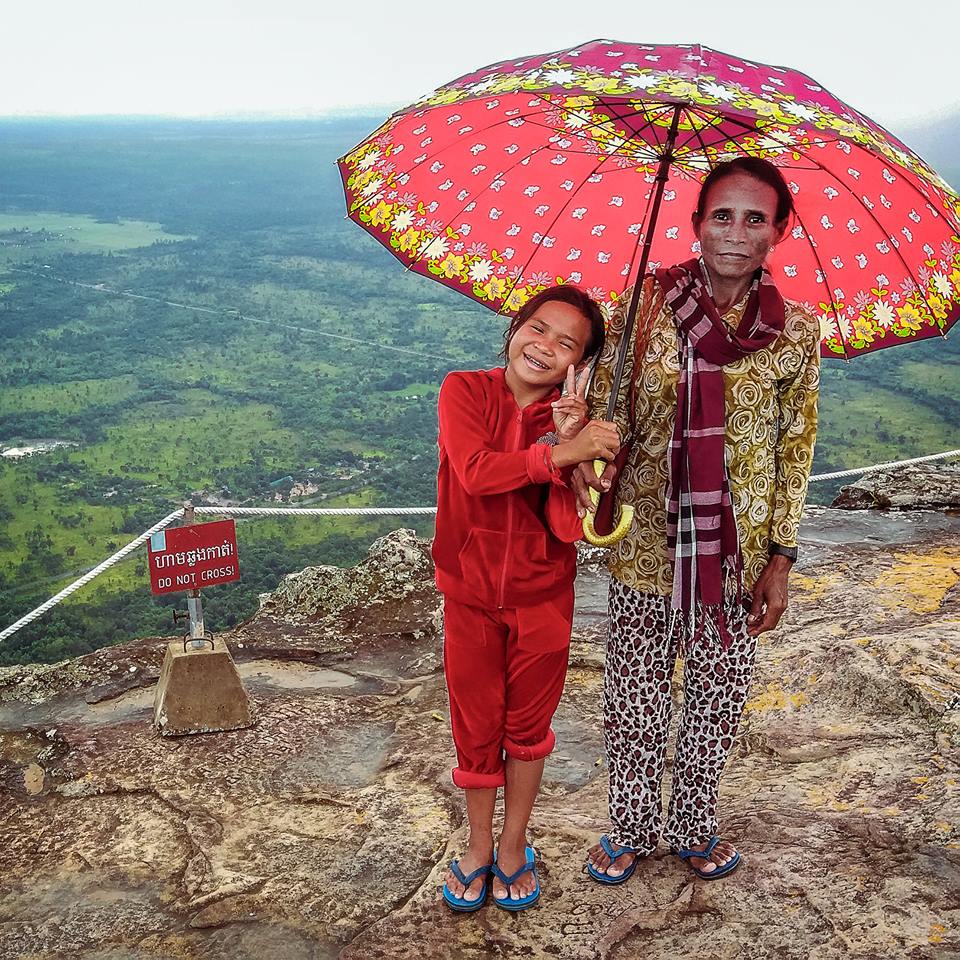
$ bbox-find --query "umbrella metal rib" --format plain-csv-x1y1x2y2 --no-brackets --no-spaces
402,93,682,312
493,137,644,319
494,99,691,317
786,202,849,360
757,125,948,345
493,99,701,317
515,97,675,164
681,115,720,171
368,97,682,279
606,103,683,420
535,96,673,150
342,104,558,212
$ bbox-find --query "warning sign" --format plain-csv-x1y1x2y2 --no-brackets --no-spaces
148,519,240,595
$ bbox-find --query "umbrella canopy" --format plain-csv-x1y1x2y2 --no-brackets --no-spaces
339,40,960,359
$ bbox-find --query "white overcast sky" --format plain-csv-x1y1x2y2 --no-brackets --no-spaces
2,0,957,130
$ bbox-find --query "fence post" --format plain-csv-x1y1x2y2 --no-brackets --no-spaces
182,501,206,649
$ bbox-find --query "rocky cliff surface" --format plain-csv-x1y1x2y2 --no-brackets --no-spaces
0,512,958,960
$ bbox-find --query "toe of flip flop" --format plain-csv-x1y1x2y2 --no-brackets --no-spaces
586,835,638,885
442,859,491,912
493,846,540,911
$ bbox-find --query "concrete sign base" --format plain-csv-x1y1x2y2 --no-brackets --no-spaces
153,637,253,736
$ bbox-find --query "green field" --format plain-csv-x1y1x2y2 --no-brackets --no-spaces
0,117,957,665
818,381,959,466
0,211,190,265
0,376,139,415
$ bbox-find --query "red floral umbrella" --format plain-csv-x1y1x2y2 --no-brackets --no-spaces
338,39,960,360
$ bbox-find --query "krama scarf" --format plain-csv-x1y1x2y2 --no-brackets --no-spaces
653,258,785,646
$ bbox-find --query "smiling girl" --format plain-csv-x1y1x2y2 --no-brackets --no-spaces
433,285,618,913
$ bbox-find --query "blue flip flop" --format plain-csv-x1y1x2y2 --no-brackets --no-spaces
442,859,492,912
586,834,639,885
672,836,741,880
492,846,540,912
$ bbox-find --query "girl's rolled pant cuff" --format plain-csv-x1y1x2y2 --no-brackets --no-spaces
503,728,556,762
451,767,506,790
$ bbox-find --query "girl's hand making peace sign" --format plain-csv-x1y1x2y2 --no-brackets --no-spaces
551,364,589,442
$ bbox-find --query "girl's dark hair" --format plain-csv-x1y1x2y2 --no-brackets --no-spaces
501,284,605,362
693,157,794,225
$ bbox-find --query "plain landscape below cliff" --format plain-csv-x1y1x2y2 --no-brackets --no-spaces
0,504,958,959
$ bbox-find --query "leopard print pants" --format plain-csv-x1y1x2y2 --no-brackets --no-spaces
604,578,758,853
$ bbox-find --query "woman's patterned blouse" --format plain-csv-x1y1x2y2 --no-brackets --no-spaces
587,276,821,595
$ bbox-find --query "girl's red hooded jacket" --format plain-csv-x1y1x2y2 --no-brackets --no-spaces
433,367,582,610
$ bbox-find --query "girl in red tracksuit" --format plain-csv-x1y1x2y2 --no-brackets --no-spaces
435,286,619,913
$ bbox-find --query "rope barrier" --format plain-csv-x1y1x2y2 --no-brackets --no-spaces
2,448,959,644
0,506,437,644
809,447,960,483
0,510,184,644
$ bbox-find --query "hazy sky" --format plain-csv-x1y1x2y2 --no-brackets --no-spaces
2,0,957,130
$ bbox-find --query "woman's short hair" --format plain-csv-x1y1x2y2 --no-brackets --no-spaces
694,157,794,225
501,284,605,361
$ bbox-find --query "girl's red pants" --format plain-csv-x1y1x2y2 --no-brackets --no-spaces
442,586,573,789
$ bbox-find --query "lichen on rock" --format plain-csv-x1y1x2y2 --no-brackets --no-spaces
258,528,440,638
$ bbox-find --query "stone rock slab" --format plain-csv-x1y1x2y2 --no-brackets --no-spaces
0,522,958,959
832,462,960,510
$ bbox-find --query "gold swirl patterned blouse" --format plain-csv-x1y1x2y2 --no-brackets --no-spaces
587,275,821,596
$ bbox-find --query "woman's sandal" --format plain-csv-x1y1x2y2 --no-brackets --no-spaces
586,835,639,885
672,836,741,880
442,860,492,912
492,846,540,912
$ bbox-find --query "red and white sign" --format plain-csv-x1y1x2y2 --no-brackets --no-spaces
148,519,240,595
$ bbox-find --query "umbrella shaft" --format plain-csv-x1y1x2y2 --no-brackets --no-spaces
605,104,683,423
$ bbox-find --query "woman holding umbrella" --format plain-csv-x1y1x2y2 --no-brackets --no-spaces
577,156,821,882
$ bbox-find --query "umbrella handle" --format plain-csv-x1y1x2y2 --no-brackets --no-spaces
581,459,634,547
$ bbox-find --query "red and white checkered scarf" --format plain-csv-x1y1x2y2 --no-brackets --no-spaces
654,258,785,646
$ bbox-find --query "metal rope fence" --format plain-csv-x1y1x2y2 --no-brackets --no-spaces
0,510,184,643
808,448,960,483
0,505,435,643
2,446,959,644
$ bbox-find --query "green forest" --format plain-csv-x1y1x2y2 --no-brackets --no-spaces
1,117,958,665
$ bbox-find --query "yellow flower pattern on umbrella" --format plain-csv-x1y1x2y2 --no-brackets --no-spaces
338,40,960,360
